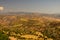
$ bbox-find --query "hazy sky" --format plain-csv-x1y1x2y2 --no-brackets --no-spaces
0,0,60,13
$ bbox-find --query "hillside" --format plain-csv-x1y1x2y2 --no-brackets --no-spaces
0,13,60,40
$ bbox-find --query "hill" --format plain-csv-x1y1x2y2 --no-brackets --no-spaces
0,12,60,40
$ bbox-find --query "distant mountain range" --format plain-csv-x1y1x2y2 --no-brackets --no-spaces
0,12,60,18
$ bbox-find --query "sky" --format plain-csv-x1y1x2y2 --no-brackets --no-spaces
0,0,60,13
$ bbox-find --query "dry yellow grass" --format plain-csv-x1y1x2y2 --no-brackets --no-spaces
9,36,17,40
21,35,38,39
35,32,43,37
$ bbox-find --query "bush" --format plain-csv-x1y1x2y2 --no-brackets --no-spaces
0,31,9,40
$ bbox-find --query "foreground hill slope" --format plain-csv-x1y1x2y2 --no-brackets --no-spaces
0,13,60,40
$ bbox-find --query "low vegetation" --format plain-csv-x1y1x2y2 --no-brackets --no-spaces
0,14,60,40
